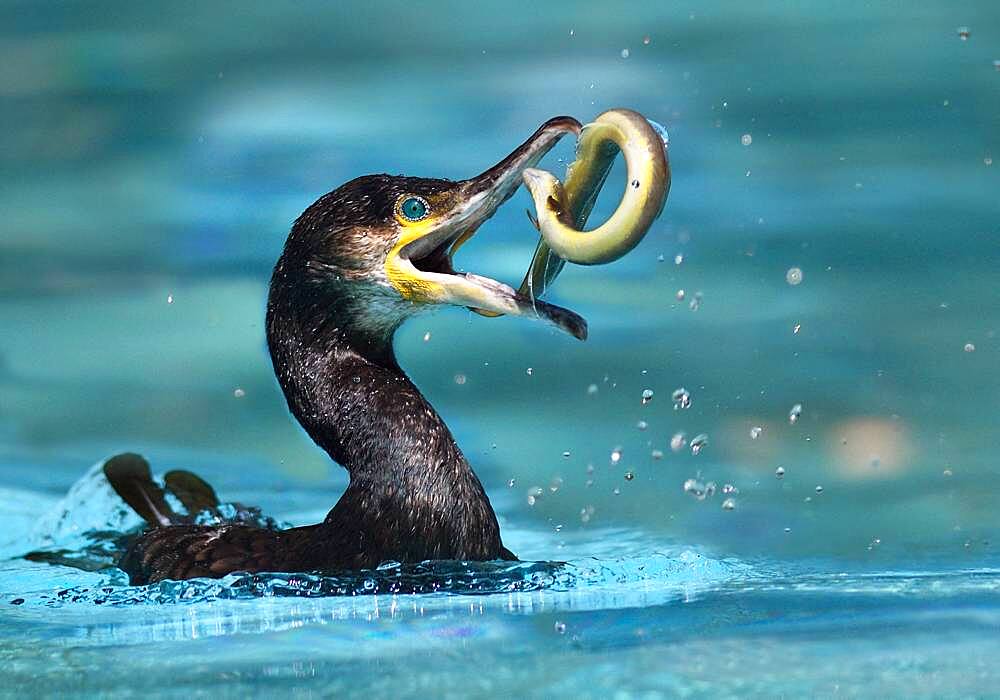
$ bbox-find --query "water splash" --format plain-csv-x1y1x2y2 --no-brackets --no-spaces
647,118,670,149
683,478,716,500
22,460,289,573
670,432,687,452
6,550,755,610
690,433,709,455
788,403,803,424
671,387,691,410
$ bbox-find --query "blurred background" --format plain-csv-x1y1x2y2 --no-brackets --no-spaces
1,0,998,565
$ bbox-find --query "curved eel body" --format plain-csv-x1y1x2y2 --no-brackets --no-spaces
519,108,671,298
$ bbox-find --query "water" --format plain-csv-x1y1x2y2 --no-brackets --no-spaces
5,466,1000,696
2,0,1000,696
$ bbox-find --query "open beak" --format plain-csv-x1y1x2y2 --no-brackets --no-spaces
390,116,588,340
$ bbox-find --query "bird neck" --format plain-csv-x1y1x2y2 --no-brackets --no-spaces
265,270,505,562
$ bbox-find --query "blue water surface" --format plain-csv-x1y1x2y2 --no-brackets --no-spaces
1,1,999,697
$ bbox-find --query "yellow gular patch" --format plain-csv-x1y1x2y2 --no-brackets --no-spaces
386,190,465,303
385,214,446,303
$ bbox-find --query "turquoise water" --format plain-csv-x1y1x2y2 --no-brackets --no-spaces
2,1,999,696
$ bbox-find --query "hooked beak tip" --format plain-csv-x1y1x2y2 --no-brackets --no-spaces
464,116,581,200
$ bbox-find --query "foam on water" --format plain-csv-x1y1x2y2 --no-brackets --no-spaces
3,460,754,615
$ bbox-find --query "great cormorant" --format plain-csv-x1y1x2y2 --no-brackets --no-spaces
106,117,588,585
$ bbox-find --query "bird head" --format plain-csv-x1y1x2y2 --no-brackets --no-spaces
271,117,587,350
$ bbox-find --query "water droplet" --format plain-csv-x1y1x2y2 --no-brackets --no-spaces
750,426,763,440
671,387,691,410
722,483,739,495
507,478,516,488
587,383,599,395
690,433,709,455
562,451,571,458
675,289,686,301
624,471,635,481
964,343,976,353
642,36,651,45
651,449,664,460
957,26,970,40
641,388,654,404
526,367,533,376
620,48,630,59
670,432,687,452
986,157,994,166
793,323,801,334
637,420,648,431
526,486,543,506
674,253,684,265
233,388,245,398
352,376,361,384
454,373,466,385
610,448,622,464
740,133,752,146
775,466,785,478
721,498,736,511
784,527,792,533
683,478,716,500
579,505,595,523
688,292,703,311
423,331,431,342
786,267,803,285
646,119,670,150
788,403,803,424
550,477,562,493
166,294,174,304
631,179,640,188
554,621,566,634
815,485,824,494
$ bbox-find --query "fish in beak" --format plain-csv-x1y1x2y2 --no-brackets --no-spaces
385,116,588,340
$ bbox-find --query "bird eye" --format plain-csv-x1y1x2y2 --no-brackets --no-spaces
398,196,429,222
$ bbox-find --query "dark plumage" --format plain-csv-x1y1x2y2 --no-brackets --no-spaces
104,117,583,584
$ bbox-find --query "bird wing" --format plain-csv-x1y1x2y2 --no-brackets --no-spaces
102,453,176,527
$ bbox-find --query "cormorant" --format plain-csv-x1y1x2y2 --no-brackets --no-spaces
106,117,587,585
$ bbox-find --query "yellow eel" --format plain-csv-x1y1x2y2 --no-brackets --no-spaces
518,108,670,299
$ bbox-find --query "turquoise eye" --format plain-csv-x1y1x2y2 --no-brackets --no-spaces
399,196,429,221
